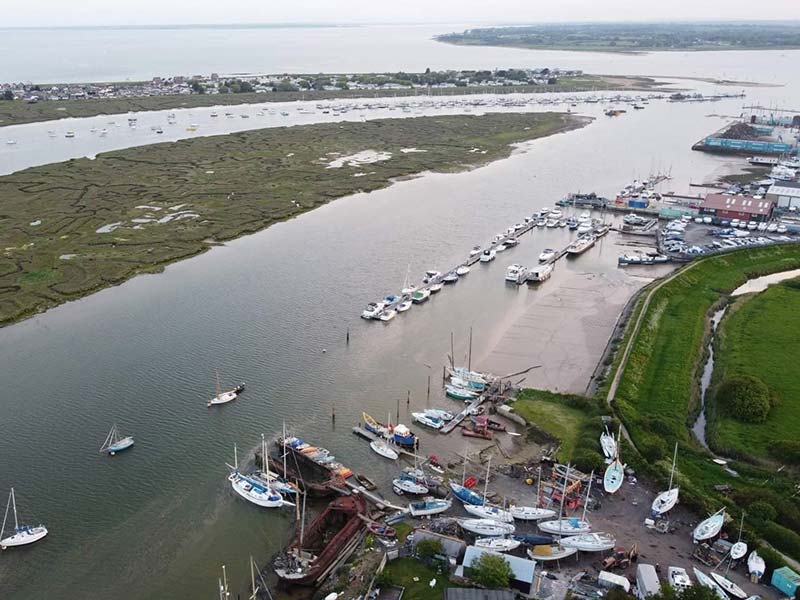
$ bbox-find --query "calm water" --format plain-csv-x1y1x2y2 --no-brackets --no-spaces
0,25,798,600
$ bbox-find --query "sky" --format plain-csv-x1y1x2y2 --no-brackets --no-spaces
3,0,799,28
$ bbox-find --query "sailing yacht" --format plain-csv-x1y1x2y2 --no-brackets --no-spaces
208,370,245,407
1,488,48,549
228,444,294,509
99,424,135,455
651,443,680,516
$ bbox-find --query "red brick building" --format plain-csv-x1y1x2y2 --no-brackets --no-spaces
699,194,775,222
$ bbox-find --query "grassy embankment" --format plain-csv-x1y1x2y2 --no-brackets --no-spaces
514,245,800,568
710,279,800,461
0,112,584,327
0,75,662,127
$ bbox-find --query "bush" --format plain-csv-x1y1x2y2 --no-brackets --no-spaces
639,434,668,462
749,501,778,522
757,545,786,578
769,439,800,465
572,450,606,474
470,553,512,588
759,520,800,561
416,538,443,559
715,376,772,423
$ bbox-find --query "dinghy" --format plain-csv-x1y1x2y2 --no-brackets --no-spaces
464,504,513,523
99,423,135,455
693,568,728,600
747,551,765,580
603,458,625,494
668,567,693,590
693,508,725,541
652,443,680,516
475,537,521,552
0,488,48,550
710,572,747,599
560,532,615,552
527,544,578,561
510,506,556,521
409,497,452,517
459,519,515,537
370,440,399,460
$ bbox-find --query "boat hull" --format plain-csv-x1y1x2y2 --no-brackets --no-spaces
106,437,135,455
0,526,48,549
510,506,556,521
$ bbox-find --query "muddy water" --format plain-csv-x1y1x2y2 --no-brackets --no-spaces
692,307,727,448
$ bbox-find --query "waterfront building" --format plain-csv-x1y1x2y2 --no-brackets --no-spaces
699,193,775,222
766,181,800,210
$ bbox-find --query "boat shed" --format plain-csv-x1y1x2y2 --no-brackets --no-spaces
457,546,537,597
766,181,800,210
771,566,800,597
699,194,775,222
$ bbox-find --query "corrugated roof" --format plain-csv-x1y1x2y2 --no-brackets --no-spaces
768,182,800,197
444,588,516,600
702,194,775,216
462,546,536,583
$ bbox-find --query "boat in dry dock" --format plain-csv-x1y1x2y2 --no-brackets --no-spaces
273,495,367,586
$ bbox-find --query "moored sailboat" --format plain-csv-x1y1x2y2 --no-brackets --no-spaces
0,488,48,550
99,423,135,455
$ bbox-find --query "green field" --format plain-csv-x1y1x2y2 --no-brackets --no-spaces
710,280,800,460
514,389,593,460
380,558,450,600
0,75,658,127
0,111,582,327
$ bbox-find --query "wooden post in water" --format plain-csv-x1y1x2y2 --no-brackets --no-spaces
346,327,350,345
468,326,473,372
450,332,455,368
396,397,400,421
442,365,446,386
427,375,431,404
331,403,335,422
407,389,410,407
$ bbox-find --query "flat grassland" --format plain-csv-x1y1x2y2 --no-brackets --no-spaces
0,75,660,127
0,112,582,326
711,280,800,460
514,390,593,461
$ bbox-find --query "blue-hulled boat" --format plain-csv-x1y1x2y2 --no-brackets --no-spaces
362,412,417,447
449,481,484,505
99,424,134,456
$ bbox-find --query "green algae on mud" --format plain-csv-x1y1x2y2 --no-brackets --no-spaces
0,111,585,326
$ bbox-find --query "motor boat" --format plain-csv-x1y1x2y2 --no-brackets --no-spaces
429,282,443,293
361,302,385,319
396,300,412,313
464,504,513,523
412,412,444,430
423,409,454,422
495,244,507,252
480,249,496,262
527,263,553,283
504,238,519,247
505,264,528,284
445,385,478,401
693,509,725,541
539,248,556,262
378,309,397,322
411,289,430,304
392,475,428,495
560,532,615,552
456,265,470,276
668,567,693,591
510,506,556,521
459,519,515,537
546,219,559,228
475,537,521,552
443,271,459,283
409,497,452,517
469,246,482,257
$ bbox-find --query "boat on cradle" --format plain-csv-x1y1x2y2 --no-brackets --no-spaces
379,309,397,321
527,544,578,561
411,289,431,304
668,567,693,590
273,495,366,586
392,474,428,495
412,412,444,430
710,572,747,599
464,504,513,522
99,423,135,455
603,434,625,493
446,385,478,401
475,537,521,552
480,249,496,263
567,235,596,255
527,263,553,283
449,482,484,505
693,568,729,600
361,301,386,319
560,532,615,552
396,299,412,313
538,517,592,536
0,488,48,550
409,497,452,517
512,532,554,546
600,427,616,461
652,443,680,516
510,506,556,521
456,265,471,276
424,409,454,422
459,519,515,537
747,551,765,580
539,248,556,262
693,508,725,542
208,370,245,407
505,264,528,285
731,541,748,560
370,439,399,461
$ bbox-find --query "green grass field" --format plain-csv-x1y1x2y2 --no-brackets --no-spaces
710,280,800,460
0,112,581,327
514,390,594,460
381,558,449,600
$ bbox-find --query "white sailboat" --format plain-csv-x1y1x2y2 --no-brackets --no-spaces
401,264,417,296
510,506,556,521
693,568,728,600
208,370,244,407
560,532,616,552
693,508,725,542
228,444,293,509
730,512,748,559
603,429,625,494
409,497,452,517
539,469,593,535
463,457,513,522
99,423,135,455
652,442,680,516
459,518,515,537
370,439,398,460
392,476,428,495
709,572,747,599
1,488,48,550
475,537,521,552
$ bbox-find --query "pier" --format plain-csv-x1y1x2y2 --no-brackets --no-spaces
440,394,487,434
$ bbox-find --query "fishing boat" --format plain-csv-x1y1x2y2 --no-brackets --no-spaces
208,371,244,407
668,567,693,590
412,412,444,430
456,265,471,276
409,497,452,517
527,263,553,283
449,482,483,506
510,506,556,521
527,544,578,562
567,235,596,255
710,572,747,599
693,508,725,542
392,474,428,495
459,519,515,537
603,458,625,494
424,409,454,422
560,532,615,552
538,249,556,262
475,537,521,552
479,249,496,263
446,385,478,401
747,551,765,580
0,488,48,550
99,424,135,455
370,439,399,460
600,427,616,461
693,569,728,600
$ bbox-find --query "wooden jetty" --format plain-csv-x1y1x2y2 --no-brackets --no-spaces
441,394,486,434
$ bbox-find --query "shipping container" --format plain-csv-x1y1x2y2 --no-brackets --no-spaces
771,566,800,597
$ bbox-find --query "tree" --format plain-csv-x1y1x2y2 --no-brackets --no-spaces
470,553,512,588
2,90,14,101
190,80,205,94
415,538,443,559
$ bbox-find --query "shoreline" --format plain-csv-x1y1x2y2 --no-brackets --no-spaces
0,112,588,329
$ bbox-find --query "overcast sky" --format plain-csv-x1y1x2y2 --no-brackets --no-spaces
3,0,799,27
